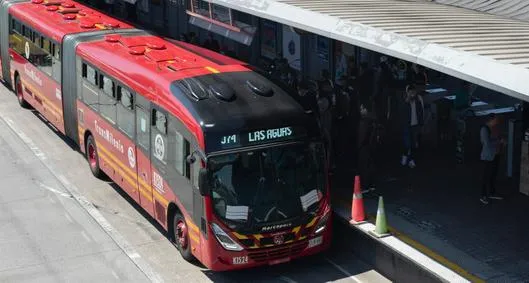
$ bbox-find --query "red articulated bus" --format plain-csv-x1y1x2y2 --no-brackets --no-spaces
0,0,332,271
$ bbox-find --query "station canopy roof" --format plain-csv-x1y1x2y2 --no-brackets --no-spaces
206,0,529,101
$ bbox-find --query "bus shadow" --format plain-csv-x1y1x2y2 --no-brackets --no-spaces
29,109,79,152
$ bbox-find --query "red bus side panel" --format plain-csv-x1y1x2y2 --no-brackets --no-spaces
10,50,65,133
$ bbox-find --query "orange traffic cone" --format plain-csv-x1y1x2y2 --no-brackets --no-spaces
349,175,366,225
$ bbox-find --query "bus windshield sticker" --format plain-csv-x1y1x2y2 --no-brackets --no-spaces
225,205,249,220
300,189,319,212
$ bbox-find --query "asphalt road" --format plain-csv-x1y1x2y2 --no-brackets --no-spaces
0,81,389,283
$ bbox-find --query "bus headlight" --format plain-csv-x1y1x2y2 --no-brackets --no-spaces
211,223,244,251
313,213,330,234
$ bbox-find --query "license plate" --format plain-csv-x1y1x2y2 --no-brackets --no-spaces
232,256,248,265
308,236,323,248
269,257,290,265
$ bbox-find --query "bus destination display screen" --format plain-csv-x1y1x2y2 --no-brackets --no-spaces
217,126,305,150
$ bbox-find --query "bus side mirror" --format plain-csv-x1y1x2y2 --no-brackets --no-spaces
198,168,209,196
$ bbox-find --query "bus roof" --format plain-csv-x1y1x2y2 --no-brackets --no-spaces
9,0,132,43
77,34,316,152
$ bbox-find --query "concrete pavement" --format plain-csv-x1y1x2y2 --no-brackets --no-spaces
0,81,389,282
0,110,150,282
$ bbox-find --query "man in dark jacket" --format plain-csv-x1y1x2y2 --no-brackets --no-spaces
373,56,394,125
400,84,424,168
357,102,378,192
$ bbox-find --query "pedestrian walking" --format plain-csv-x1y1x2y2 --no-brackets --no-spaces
479,114,505,204
400,84,424,168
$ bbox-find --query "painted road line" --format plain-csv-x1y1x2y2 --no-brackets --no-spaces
64,212,73,223
324,257,362,283
335,200,476,282
38,182,73,199
81,231,92,242
1,115,163,283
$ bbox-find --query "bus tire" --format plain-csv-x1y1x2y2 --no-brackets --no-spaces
14,75,29,108
86,135,104,179
172,212,195,262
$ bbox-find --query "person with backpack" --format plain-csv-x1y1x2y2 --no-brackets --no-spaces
357,102,378,192
479,114,505,204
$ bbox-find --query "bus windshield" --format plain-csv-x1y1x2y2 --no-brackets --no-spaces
208,142,325,227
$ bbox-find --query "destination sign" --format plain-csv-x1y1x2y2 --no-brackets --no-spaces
218,126,304,149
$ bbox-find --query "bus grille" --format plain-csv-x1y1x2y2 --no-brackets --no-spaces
247,240,308,262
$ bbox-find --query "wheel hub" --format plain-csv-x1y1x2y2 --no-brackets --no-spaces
17,81,23,101
176,220,188,249
88,143,97,168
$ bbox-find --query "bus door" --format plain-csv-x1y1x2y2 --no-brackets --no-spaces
135,100,154,216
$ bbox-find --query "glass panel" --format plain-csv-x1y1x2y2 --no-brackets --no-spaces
209,143,325,224
136,108,150,150
174,131,184,174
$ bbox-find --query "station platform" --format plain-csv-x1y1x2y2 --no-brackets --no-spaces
331,135,529,282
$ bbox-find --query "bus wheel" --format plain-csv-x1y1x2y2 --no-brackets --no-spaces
172,212,194,261
15,76,29,108
86,135,104,179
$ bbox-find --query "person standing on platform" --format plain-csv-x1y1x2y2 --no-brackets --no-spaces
400,84,424,168
357,102,378,192
480,114,505,204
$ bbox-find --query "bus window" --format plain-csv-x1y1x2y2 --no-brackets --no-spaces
136,107,150,151
22,25,31,39
51,43,61,82
117,86,135,138
81,63,99,111
9,18,25,57
153,109,167,134
185,140,191,179
11,18,22,34
42,37,51,54
99,75,116,124
174,131,184,175
32,31,40,46
33,33,52,77
84,63,98,86
152,109,168,164
101,75,115,97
